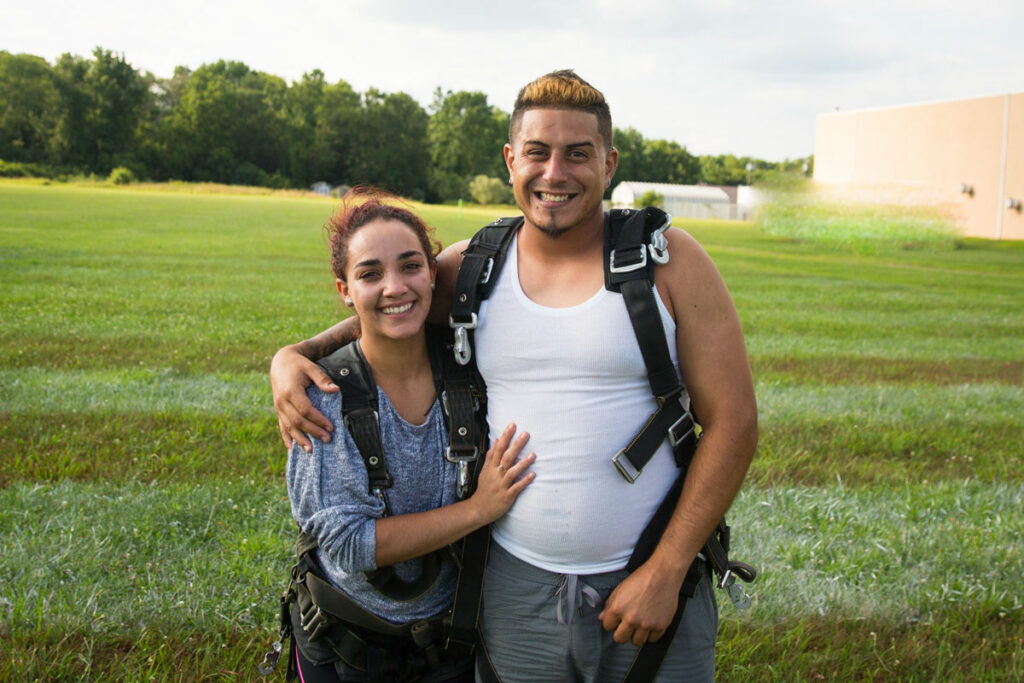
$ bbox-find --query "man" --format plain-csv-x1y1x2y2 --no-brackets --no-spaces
271,70,757,681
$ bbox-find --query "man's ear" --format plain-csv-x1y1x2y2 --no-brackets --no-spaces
503,143,515,176
605,146,619,188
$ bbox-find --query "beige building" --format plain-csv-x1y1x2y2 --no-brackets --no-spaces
814,93,1024,240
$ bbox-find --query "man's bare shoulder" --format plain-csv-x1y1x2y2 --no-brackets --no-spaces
436,238,470,282
428,238,472,325
654,227,729,314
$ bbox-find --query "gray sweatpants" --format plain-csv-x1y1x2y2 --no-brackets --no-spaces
477,542,718,683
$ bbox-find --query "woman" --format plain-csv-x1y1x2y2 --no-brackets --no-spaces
285,191,535,681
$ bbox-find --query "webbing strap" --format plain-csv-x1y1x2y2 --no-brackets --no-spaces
304,567,423,638
622,564,702,683
450,218,520,366
316,341,392,500
446,526,490,653
607,209,698,483
296,564,450,676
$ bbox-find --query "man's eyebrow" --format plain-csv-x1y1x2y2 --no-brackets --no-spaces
522,140,596,150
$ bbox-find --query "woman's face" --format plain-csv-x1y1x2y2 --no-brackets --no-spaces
338,218,435,343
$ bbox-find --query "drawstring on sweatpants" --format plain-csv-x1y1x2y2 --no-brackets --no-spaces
555,574,602,625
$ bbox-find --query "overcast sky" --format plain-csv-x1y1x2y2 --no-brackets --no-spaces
3,0,1022,161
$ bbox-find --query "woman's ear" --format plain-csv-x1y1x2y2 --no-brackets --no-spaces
336,278,353,306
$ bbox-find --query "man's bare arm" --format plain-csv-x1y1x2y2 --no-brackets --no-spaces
599,228,758,645
428,238,468,325
269,317,360,452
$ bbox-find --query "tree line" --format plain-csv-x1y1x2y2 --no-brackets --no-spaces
0,48,809,202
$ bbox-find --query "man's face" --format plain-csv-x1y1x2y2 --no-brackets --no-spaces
504,108,617,238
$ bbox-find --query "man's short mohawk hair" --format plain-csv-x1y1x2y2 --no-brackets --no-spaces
510,69,613,149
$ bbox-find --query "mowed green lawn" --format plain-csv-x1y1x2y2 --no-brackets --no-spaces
1,182,1022,681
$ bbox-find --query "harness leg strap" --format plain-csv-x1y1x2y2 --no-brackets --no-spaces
622,561,703,683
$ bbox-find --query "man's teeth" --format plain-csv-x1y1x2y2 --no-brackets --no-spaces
381,303,413,314
539,192,571,202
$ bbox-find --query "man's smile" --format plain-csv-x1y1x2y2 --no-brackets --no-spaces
535,191,576,203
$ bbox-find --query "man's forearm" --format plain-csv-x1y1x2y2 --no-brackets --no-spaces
294,317,361,362
650,412,758,580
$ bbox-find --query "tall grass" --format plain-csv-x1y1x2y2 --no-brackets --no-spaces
754,181,963,252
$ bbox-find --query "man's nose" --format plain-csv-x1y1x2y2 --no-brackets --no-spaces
542,155,568,183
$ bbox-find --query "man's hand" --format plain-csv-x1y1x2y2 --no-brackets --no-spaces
598,560,684,646
269,345,338,452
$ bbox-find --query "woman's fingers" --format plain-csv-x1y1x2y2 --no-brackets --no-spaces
485,423,516,464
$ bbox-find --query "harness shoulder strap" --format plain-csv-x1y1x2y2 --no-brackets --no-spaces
603,208,698,482
313,340,446,602
426,324,487,499
317,341,392,498
449,216,522,366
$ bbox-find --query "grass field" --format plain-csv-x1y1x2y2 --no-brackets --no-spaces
1,181,1022,681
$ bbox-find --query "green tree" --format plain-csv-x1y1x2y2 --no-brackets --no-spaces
352,89,429,198
285,70,330,187
0,52,60,165
427,89,508,201
643,139,700,185
314,78,363,187
50,48,149,174
134,66,190,180
165,61,288,184
611,126,646,191
699,154,769,185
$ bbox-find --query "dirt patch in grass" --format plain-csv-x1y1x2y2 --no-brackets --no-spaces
0,333,274,374
0,412,284,486
753,355,1023,386
750,420,1023,487
0,624,275,682
717,610,1023,682
1,610,1018,681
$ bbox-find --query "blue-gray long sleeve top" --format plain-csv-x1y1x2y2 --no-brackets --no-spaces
286,383,459,623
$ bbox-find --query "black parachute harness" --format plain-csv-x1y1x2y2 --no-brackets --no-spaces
259,325,487,680
446,207,757,683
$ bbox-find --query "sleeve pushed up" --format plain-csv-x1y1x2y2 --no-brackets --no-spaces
286,386,387,573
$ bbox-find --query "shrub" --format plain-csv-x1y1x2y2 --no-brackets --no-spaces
0,159,50,178
637,189,664,209
107,166,137,185
468,175,512,205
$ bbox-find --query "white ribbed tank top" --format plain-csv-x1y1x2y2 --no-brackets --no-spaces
475,233,682,574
